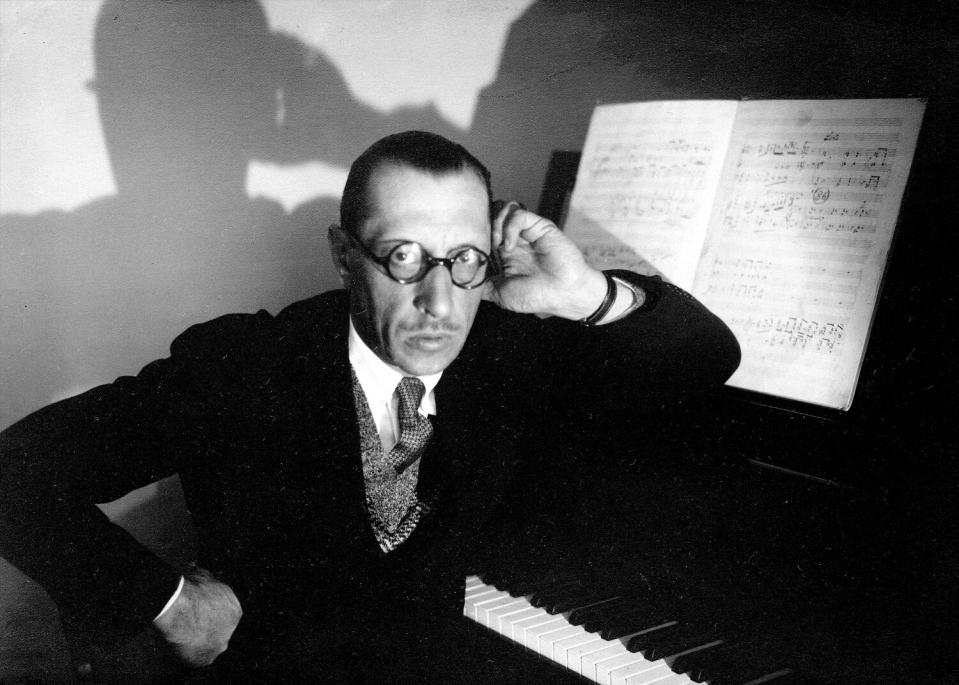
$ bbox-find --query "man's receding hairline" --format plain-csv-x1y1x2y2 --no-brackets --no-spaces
367,159,491,195
357,160,490,224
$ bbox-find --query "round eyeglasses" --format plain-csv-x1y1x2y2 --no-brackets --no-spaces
347,233,495,289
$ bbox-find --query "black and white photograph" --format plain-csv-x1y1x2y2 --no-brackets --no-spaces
1,1,957,682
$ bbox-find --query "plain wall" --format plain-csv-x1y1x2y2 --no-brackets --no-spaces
2,0,957,681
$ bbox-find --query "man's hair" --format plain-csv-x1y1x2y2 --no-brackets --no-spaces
340,130,493,235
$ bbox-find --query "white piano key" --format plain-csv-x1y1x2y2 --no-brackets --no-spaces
535,624,588,658
463,579,725,685
496,605,544,634
483,597,534,628
580,643,633,679
628,671,694,685
609,660,671,685
464,582,498,599
475,595,527,626
595,652,654,685
463,587,503,613
522,616,570,649
510,610,559,642
566,634,616,671
555,630,606,665
470,589,512,606
467,589,513,620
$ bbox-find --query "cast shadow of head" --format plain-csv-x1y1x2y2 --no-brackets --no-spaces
0,0,463,431
0,4,465,674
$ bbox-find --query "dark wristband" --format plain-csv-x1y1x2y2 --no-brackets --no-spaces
581,271,616,326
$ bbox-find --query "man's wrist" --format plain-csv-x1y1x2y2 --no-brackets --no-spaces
553,267,609,321
581,271,646,326
599,276,644,324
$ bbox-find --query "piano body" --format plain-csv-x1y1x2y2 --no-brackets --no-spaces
456,12,958,672
456,387,955,684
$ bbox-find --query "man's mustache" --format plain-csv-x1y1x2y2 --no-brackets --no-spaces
399,321,460,334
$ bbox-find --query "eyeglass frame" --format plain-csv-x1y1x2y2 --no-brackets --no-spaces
341,227,498,290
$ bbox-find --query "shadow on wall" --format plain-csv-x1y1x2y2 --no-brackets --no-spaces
0,1,464,680
0,0,463,432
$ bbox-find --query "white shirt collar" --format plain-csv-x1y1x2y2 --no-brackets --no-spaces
348,317,441,417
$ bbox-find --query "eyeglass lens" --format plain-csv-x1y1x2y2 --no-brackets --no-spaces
386,242,488,286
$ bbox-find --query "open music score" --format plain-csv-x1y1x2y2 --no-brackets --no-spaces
565,99,924,410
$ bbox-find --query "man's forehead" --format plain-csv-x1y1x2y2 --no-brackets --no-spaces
362,163,491,245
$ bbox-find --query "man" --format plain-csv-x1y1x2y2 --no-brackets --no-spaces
0,131,739,681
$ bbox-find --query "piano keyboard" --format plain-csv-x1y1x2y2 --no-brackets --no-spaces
463,575,793,685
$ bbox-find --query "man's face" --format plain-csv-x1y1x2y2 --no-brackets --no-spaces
343,163,491,376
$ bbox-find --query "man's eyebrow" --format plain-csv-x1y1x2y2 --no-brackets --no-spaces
369,236,489,252
449,243,489,253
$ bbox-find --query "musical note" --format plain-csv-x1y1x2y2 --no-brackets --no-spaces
565,98,924,409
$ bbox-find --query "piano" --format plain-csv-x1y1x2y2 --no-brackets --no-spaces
494,138,956,683
451,409,955,685
463,575,793,685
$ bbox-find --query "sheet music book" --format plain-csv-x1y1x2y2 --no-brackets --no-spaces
564,99,925,410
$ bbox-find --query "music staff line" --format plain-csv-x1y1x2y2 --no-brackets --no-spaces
731,170,890,190
728,314,847,354
705,289,858,313
705,257,864,281
738,116,905,127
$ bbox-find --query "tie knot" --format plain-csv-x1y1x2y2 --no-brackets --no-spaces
390,377,432,474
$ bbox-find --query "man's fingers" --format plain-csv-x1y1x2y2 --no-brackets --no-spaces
494,201,558,252
154,568,242,668
491,199,508,249
493,200,526,250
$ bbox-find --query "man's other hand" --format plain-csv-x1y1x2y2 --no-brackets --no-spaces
486,201,607,320
152,567,242,667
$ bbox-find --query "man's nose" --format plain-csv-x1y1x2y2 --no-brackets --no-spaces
413,265,454,319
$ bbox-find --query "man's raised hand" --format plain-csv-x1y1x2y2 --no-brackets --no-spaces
153,567,242,667
486,201,607,320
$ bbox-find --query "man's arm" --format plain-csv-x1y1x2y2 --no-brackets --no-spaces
0,312,268,664
470,204,740,578
485,201,741,398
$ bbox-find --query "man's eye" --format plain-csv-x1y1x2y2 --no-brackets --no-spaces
455,249,481,264
390,244,421,263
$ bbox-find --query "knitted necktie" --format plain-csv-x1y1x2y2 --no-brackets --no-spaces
387,377,433,474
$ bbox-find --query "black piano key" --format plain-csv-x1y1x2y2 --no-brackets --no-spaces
684,638,792,685
669,638,744,678
622,621,681,652
554,592,622,618
529,580,584,608
545,589,620,615
484,570,583,597
737,669,797,685
630,624,722,660
575,596,639,628
598,604,678,640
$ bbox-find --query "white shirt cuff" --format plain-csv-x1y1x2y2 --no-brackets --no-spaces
153,575,185,622
597,276,643,324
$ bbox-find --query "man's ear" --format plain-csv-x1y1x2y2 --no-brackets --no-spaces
328,224,352,290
